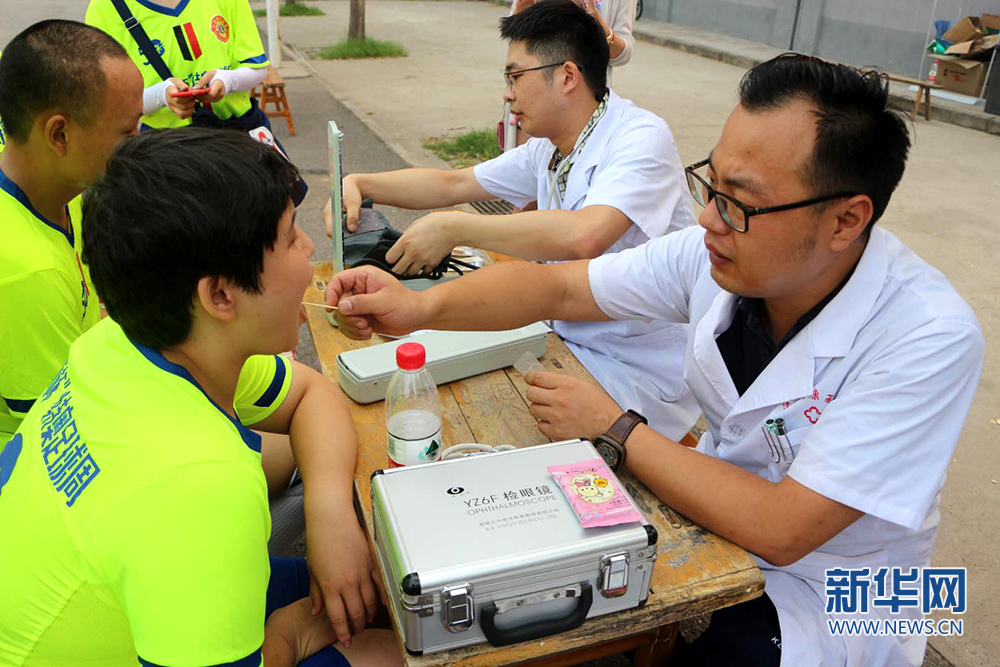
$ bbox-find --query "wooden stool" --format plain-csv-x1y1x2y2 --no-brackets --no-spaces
885,73,940,121
250,66,296,136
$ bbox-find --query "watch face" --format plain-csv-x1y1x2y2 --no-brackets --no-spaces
596,440,619,469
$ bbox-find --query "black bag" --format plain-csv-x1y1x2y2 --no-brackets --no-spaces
344,200,479,281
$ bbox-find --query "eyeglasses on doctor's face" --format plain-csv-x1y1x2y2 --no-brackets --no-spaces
503,62,570,89
684,158,859,233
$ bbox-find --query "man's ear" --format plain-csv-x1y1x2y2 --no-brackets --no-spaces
195,276,239,323
829,194,873,252
43,113,72,158
559,61,583,95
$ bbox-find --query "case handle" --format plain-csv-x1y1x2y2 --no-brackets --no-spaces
480,582,593,647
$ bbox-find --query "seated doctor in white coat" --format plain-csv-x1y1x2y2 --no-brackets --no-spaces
323,54,985,666
323,0,699,444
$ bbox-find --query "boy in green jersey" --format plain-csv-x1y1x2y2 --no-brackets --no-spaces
85,0,270,130
0,128,400,667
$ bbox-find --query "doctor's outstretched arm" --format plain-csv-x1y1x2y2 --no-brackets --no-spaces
325,261,609,340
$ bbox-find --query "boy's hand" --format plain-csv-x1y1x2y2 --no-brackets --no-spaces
165,77,196,119
325,266,426,340
193,70,227,103
306,517,379,649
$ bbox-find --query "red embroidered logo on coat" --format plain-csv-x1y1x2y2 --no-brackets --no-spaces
804,406,822,424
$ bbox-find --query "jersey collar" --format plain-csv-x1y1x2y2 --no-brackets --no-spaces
129,340,263,453
0,167,74,248
133,0,191,17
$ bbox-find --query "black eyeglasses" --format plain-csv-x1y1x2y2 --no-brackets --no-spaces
503,62,570,89
684,158,858,233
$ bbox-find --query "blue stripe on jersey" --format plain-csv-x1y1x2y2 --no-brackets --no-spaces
132,0,191,17
2,396,35,415
253,356,286,407
129,340,262,453
0,168,74,247
240,54,268,65
138,648,262,667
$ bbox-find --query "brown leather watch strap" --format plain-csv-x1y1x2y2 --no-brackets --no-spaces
603,409,648,447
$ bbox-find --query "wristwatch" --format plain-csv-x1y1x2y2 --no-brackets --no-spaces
593,409,647,472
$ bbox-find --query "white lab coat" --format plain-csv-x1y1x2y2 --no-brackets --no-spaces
474,91,700,440
588,225,984,666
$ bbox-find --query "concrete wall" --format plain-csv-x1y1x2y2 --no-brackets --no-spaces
645,0,1000,79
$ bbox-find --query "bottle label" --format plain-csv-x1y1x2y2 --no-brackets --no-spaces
388,428,442,467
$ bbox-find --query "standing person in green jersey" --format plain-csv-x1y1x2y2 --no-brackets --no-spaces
0,128,401,667
85,0,270,132
0,21,143,442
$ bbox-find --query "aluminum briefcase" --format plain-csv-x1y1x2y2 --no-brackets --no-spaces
371,439,658,656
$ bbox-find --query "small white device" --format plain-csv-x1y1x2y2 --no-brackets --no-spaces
336,324,549,404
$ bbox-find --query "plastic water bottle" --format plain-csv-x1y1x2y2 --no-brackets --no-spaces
385,342,442,467
929,60,939,84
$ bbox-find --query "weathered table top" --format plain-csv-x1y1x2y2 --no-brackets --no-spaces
304,261,763,666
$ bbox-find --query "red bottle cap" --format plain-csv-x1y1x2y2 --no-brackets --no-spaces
396,342,426,370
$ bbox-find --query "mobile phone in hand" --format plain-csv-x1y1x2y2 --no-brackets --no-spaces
171,88,209,98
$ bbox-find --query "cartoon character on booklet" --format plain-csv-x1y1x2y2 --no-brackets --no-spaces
571,474,615,504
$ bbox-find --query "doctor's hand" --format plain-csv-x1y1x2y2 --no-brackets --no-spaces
306,513,379,648
342,174,365,232
385,211,461,276
524,371,622,441
325,265,427,339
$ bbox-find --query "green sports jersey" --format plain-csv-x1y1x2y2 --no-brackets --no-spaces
0,51,5,155
85,0,269,129
0,318,291,667
0,170,100,442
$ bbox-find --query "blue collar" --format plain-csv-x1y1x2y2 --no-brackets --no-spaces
132,0,191,17
129,340,262,453
0,167,74,247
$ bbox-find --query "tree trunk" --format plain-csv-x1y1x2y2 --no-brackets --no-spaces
349,0,365,40
286,0,297,5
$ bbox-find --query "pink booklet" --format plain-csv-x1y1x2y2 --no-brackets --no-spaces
548,458,644,528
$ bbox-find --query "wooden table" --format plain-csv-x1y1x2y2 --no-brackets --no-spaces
304,261,763,666
885,72,941,121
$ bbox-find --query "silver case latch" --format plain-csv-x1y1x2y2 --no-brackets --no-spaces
600,553,630,598
441,584,474,633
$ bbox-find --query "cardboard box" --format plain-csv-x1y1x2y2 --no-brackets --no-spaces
936,55,990,97
945,33,998,59
981,14,1000,34
942,16,983,44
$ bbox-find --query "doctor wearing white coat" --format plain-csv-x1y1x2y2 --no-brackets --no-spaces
324,54,985,666
323,0,700,442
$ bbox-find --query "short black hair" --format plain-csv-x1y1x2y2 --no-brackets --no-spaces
0,20,129,143
500,0,608,101
82,128,302,350
739,53,910,227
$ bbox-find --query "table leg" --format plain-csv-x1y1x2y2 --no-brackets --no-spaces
924,87,932,121
634,622,678,667
911,88,921,121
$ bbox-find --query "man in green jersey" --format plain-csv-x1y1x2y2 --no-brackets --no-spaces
0,21,142,442
0,129,400,667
